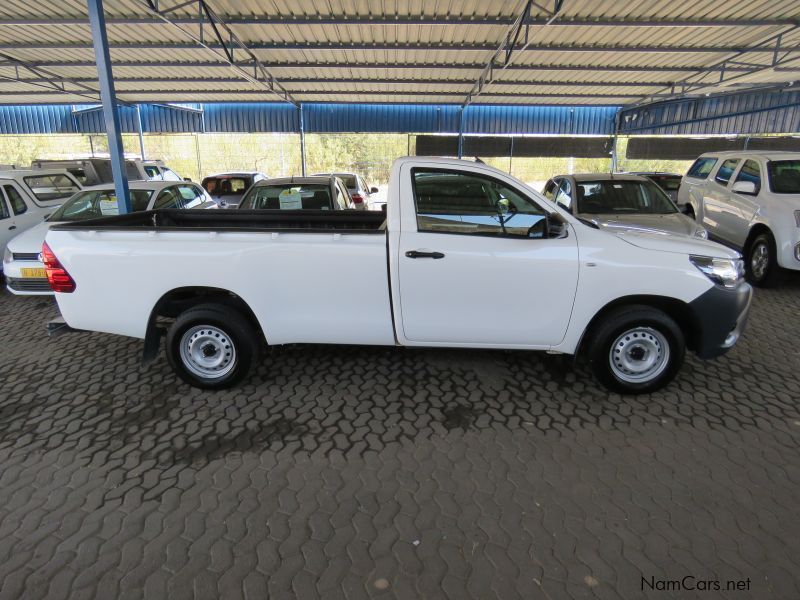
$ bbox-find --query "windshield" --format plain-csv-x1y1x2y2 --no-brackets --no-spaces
203,177,252,196
239,184,333,210
23,174,81,202
576,180,678,215
48,189,153,221
767,160,800,194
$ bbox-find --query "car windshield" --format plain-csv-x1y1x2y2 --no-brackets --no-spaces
23,174,81,202
48,189,153,221
577,180,677,215
767,160,800,194
239,184,333,210
203,177,252,196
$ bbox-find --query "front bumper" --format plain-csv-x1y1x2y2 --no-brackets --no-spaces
688,282,753,359
3,258,53,295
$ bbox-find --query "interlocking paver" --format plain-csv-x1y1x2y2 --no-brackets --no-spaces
1,277,800,599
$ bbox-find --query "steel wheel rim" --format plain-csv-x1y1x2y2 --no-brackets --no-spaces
609,327,670,384
179,325,236,379
750,243,769,280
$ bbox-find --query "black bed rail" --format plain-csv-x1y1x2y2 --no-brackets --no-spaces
49,208,387,234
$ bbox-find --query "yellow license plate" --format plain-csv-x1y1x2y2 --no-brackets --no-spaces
20,268,46,278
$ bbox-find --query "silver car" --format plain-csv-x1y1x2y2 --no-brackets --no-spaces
542,173,707,238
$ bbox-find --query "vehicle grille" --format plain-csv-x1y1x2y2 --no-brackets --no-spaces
6,277,51,292
12,252,40,261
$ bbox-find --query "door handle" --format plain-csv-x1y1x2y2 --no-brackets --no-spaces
8,225,16,230
405,250,445,259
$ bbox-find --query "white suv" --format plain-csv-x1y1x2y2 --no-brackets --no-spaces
677,151,800,286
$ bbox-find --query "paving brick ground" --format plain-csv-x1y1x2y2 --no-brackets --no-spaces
0,277,799,599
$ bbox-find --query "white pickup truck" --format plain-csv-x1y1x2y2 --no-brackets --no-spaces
44,157,752,394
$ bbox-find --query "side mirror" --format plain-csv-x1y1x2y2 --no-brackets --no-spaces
370,186,379,194
184,177,193,182
731,180,757,195
380,204,387,214
546,212,569,239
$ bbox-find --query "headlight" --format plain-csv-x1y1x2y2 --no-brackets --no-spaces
690,255,744,288
693,226,708,239
2,247,10,263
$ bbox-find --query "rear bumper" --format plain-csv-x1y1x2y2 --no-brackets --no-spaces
689,282,752,359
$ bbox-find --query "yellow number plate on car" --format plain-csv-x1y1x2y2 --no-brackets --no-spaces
20,268,46,278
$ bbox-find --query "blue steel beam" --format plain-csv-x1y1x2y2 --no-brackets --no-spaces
86,0,131,213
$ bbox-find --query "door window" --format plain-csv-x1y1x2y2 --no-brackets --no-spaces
154,187,184,209
0,195,9,220
543,179,558,200
334,183,349,209
687,157,718,179
143,165,161,179
4,185,28,215
177,184,205,208
412,169,548,238
714,159,740,186
734,160,761,194
161,168,182,181
554,179,573,212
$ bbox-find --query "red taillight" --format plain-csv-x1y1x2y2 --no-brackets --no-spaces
42,242,76,293
351,193,364,204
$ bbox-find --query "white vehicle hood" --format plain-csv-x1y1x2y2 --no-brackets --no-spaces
6,220,54,253
586,212,700,237
615,229,739,259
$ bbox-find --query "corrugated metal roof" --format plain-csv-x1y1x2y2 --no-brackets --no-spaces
0,0,799,106
618,88,800,135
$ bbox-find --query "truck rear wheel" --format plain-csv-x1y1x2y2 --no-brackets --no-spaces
587,305,685,394
166,303,260,389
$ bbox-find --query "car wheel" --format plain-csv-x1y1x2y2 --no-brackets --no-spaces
745,232,780,287
166,303,261,389
587,305,685,394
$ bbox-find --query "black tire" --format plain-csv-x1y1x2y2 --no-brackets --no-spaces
166,303,261,389
586,305,685,395
745,231,780,287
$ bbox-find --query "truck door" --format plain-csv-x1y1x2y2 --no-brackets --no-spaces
703,158,740,243
0,192,14,257
726,159,763,247
2,183,39,233
396,166,579,347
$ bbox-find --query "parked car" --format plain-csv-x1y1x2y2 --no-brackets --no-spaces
542,174,707,238
31,158,184,186
237,176,355,210
45,157,751,395
3,180,214,294
201,172,268,208
0,168,82,273
311,172,379,210
678,151,800,286
626,172,683,203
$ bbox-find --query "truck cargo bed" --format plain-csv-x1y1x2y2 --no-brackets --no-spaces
49,208,386,234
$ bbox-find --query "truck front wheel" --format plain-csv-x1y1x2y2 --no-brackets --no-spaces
166,303,260,389
586,305,685,394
